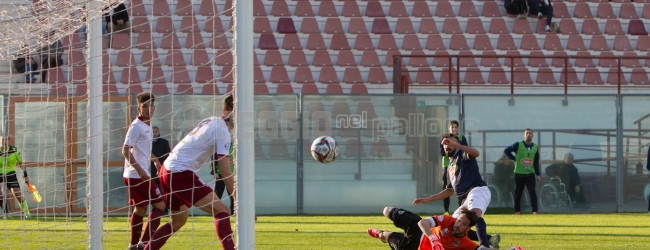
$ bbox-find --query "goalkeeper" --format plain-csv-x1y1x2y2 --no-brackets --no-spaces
367,206,497,250
0,135,30,217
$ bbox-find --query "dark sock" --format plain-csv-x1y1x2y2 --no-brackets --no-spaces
130,213,144,245
0,199,5,214
215,212,235,250
468,229,478,241
476,217,489,247
144,223,173,250
141,208,164,243
443,197,450,213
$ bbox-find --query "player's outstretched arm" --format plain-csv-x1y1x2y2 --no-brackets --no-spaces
413,189,454,205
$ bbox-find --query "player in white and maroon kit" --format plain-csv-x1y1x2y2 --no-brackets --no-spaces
145,95,235,250
122,92,166,250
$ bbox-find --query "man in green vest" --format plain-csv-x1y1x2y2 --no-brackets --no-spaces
504,128,541,215
0,135,30,217
439,120,467,214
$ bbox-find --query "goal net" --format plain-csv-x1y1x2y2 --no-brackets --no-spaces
1,0,241,248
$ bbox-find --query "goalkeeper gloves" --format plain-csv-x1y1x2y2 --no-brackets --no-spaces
429,235,444,250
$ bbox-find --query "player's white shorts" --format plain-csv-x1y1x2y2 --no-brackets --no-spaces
452,186,491,218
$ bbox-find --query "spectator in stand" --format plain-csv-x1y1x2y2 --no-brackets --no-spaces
504,0,528,18
105,3,130,34
39,31,64,83
13,47,38,83
529,0,554,32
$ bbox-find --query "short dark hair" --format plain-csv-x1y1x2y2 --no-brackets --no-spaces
136,92,155,105
442,133,459,140
525,128,533,132
449,120,459,127
458,207,478,227
223,94,234,111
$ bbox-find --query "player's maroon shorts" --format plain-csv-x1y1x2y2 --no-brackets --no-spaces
159,166,213,211
123,177,164,206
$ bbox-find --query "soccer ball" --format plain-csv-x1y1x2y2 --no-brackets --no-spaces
310,136,339,164
509,246,524,250
644,183,650,201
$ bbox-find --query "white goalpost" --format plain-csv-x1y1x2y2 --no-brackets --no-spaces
0,0,254,249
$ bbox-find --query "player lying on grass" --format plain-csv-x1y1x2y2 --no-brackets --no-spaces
368,206,498,250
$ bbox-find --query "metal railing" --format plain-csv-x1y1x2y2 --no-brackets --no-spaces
393,53,650,94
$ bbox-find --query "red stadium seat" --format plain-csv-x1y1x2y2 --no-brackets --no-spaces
395,18,416,34
348,18,369,34
361,50,381,67
319,67,340,84
559,67,580,85
367,67,389,84
488,67,509,85
175,0,194,16
371,19,392,34
301,84,319,94
135,32,155,49
342,1,362,17
276,18,297,34
141,49,162,66
482,1,502,17
416,68,436,85
165,50,187,66
336,50,357,67
195,65,214,84
295,1,315,17
270,0,290,17
263,50,284,66
459,1,479,17
435,1,455,17
269,66,290,84
389,1,408,17
343,67,363,84
324,18,345,34
330,34,351,50
466,18,486,34
573,3,593,18
170,66,191,84
115,50,136,67
513,68,533,85
160,32,181,49
288,50,308,67
596,3,616,19
306,34,326,50
254,17,273,33
152,0,171,16
313,50,333,66
199,0,218,16
464,67,485,85
258,33,279,50
419,18,439,34
318,1,338,17
294,66,315,84
366,1,386,17
584,68,604,85
536,68,557,85
412,1,432,17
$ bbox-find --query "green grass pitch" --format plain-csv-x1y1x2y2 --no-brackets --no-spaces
2,213,649,249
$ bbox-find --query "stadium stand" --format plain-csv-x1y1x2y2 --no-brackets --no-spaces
3,0,649,95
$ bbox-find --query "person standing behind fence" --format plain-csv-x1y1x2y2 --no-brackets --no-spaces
439,120,468,214
150,126,170,189
504,128,541,215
